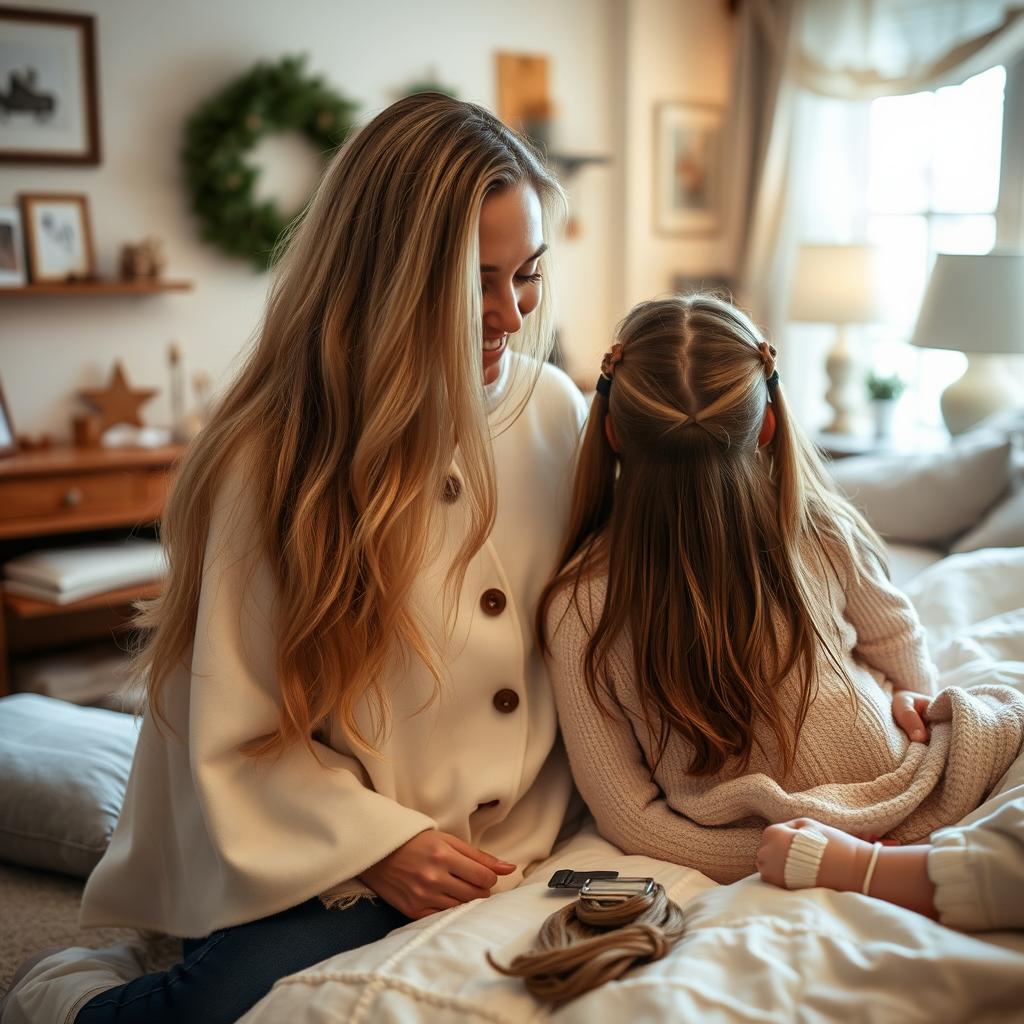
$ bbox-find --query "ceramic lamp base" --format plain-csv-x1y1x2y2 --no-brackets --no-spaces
941,355,1023,435
822,324,859,435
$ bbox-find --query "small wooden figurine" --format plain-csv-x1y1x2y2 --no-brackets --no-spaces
119,237,166,280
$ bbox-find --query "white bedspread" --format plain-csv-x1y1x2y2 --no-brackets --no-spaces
240,549,1024,1024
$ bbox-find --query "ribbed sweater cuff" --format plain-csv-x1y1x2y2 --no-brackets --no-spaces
784,827,828,889
927,829,982,930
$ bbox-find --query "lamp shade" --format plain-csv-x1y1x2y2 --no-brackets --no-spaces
788,244,885,324
911,252,1024,354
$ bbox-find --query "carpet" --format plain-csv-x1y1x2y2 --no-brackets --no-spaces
0,860,178,996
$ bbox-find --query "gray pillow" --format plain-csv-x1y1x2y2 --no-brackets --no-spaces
828,433,1012,545
0,693,138,877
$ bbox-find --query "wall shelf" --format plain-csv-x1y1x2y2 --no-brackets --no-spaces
0,280,193,297
4,579,163,620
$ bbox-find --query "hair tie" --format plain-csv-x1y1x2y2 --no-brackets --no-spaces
766,369,780,399
596,343,623,398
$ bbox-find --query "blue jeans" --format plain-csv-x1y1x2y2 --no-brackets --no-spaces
75,896,410,1023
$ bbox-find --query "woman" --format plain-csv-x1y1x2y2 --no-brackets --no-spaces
3,93,586,1024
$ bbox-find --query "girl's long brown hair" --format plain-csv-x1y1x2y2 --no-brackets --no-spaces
538,294,885,778
137,93,564,757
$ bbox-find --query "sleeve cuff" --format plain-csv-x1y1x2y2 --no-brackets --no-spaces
928,828,983,930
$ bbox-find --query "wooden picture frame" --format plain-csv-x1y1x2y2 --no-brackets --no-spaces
654,101,723,236
0,205,27,286
0,376,17,457
19,192,96,283
0,6,101,164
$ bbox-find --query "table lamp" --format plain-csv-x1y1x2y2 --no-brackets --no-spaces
911,251,1024,435
789,244,884,434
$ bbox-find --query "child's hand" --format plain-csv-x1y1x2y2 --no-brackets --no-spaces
359,829,516,920
757,818,874,891
892,690,931,743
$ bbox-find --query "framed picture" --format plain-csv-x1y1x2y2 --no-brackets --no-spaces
0,376,17,457
0,205,26,286
0,6,101,164
654,102,723,236
19,192,96,282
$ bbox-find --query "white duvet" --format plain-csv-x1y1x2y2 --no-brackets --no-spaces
240,549,1024,1024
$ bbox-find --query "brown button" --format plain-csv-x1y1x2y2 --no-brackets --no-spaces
493,688,519,713
442,474,461,503
481,588,506,616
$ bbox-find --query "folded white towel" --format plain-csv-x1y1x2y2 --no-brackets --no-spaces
3,540,166,598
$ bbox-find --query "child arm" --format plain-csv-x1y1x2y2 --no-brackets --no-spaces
759,796,1024,931
839,533,938,698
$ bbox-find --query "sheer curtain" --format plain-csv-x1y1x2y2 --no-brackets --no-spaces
722,0,1024,423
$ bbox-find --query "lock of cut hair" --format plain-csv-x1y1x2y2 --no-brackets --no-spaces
487,883,685,1007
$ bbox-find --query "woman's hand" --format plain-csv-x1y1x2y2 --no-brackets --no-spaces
756,818,875,891
892,689,931,743
359,830,517,920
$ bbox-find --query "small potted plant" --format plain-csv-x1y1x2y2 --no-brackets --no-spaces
867,373,906,441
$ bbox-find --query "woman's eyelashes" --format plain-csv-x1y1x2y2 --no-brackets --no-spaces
481,270,543,291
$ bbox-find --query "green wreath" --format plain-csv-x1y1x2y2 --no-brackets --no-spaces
183,56,357,270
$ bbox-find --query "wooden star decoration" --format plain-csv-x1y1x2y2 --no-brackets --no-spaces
78,361,159,430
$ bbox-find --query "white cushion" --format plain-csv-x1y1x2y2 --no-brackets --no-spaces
885,542,946,588
0,694,138,877
950,487,1024,554
829,433,1011,545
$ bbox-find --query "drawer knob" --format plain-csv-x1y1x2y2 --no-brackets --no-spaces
63,487,84,508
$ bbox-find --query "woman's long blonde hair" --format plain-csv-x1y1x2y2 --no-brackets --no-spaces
538,294,885,778
139,93,564,756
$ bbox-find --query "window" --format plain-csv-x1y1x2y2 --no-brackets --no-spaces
865,66,1007,428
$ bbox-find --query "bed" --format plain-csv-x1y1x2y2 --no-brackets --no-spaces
2,414,1023,1021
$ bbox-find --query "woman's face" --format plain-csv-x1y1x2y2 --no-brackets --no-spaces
478,182,546,386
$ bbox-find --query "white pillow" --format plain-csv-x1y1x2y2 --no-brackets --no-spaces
950,486,1024,553
829,434,1011,545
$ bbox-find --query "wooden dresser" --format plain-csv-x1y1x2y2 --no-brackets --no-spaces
0,444,185,694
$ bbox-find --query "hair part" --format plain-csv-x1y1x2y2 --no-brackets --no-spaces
138,93,565,758
539,293,885,778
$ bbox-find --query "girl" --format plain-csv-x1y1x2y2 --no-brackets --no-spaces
3,94,586,1024
539,293,1024,886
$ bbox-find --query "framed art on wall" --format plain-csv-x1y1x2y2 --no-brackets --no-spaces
19,192,95,282
0,206,26,286
654,101,723,236
0,6,101,164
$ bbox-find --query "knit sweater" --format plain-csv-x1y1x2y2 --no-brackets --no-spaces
547,535,1024,884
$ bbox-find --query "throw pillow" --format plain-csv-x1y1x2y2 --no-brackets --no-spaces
828,433,1011,545
0,694,138,877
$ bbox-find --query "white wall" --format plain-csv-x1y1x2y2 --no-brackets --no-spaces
1,0,738,436
619,0,734,316
0,0,624,437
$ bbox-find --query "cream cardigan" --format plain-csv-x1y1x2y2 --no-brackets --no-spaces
548,535,1024,884
81,356,587,938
